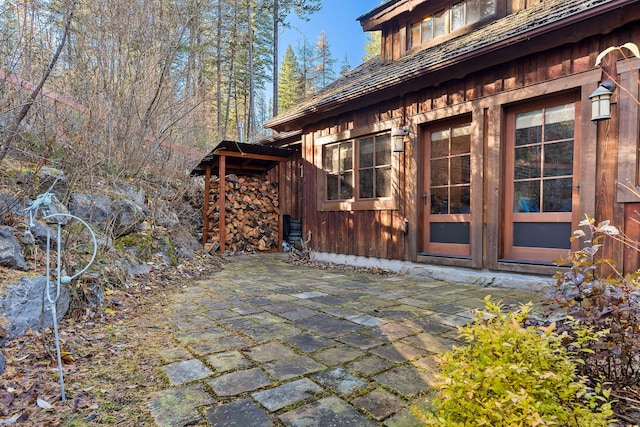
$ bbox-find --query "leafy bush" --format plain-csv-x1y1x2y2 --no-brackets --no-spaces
415,297,613,426
549,216,640,389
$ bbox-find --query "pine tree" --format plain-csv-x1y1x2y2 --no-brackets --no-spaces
278,45,302,112
314,30,336,90
270,0,321,115
340,53,351,76
363,31,381,62
296,36,316,97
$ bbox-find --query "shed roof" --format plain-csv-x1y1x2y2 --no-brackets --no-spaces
190,141,295,177
265,0,637,131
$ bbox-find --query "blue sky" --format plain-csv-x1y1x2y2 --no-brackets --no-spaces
279,0,383,70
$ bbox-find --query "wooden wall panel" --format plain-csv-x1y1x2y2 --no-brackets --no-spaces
624,203,640,273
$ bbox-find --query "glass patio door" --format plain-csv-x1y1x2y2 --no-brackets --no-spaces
423,122,471,257
503,99,580,262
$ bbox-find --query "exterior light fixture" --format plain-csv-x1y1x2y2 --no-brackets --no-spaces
589,80,616,121
392,126,410,152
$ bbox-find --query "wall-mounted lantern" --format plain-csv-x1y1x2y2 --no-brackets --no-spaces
391,126,410,152
589,80,616,121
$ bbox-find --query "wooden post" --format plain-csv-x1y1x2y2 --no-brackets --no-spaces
278,161,284,251
202,165,211,247
219,156,226,254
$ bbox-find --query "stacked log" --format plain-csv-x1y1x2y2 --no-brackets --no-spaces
206,174,279,252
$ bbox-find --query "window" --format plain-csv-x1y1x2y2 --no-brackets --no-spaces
513,104,575,214
430,124,471,215
324,141,353,200
410,0,496,48
323,133,392,203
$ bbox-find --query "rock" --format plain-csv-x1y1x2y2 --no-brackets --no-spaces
38,167,68,202
114,183,145,207
0,351,5,375
69,193,112,225
70,193,145,238
0,192,27,217
25,220,59,251
0,226,28,271
0,276,70,346
168,228,201,260
111,198,145,237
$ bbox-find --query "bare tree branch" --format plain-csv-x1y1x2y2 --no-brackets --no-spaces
0,0,78,165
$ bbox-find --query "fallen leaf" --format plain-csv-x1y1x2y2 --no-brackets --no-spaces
36,397,53,410
0,413,20,425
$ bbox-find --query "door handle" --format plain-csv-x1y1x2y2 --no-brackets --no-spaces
423,191,428,204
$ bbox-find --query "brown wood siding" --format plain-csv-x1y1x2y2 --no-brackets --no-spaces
267,150,303,220
286,24,640,270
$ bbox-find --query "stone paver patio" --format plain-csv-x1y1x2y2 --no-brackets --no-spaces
147,253,545,426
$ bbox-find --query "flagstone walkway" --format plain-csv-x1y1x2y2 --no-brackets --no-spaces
147,253,546,426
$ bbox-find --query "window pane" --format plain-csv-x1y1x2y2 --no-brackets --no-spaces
431,187,449,214
545,104,574,141
341,171,353,199
515,110,543,146
411,22,421,47
376,167,392,197
467,0,481,23
515,145,541,179
431,129,450,158
375,134,391,166
359,137,374,168
450,186,470,213
431,158,449,185
514,181,540,212
324,145,338,173
434,10,447,37
544,141,573,177
421,17,433,42
479,0,496,18
359,169,373,198
341,143,353,171
451,124,471,154
327,174,339,200
543,178,572,212
452,2,464,30
450,155,470,185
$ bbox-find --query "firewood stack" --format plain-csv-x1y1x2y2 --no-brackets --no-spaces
206,174,279,252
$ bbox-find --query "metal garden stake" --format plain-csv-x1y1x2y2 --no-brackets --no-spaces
25,182,97,401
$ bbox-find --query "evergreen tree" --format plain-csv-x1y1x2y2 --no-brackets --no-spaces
270,0,321,115
314,30,336,89
340,53,351,76
278,45,302,112
295,36,316,97
363,31,381,62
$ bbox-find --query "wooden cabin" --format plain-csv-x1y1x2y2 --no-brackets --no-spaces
263,0,640,275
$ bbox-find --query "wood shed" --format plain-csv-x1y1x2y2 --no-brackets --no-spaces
190,140,296,253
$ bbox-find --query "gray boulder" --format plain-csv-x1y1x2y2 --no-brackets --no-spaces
0,276,70,346
0,351,5,375
70,193,145,238
0,226,28,271
25,220,59,251
111,198,145,237
69,193,112,225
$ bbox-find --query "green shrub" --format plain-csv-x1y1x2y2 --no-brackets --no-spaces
415,297,613,426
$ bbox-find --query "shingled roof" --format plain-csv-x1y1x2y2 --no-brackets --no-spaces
265,0,636,131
